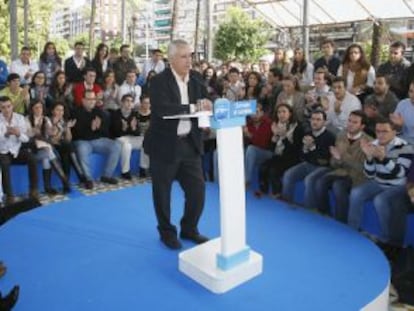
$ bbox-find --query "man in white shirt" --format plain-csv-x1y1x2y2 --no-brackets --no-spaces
0,96,39,204
326,77,361,134
140,49,165,82
118,70,142,109
10,47,39,85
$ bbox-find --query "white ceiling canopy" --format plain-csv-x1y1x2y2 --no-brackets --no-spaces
244,0,414,28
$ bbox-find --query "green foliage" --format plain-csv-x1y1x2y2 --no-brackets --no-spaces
362,41,389,65
0,0,54,61
213,7,271,63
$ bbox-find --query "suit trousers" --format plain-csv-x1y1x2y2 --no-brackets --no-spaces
150,136,205,238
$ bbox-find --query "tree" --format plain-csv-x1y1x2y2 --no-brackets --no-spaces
170,0,178,41
89,0,97,58
0,0,54,61
213,7,271,63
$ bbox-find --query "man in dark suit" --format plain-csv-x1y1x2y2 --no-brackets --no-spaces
64,42,91,84
144,39,211,250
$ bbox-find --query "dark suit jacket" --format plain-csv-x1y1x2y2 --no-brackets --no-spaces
144,68,207,163
64,57,91,83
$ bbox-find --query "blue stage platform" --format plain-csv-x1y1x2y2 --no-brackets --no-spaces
0,183,389,310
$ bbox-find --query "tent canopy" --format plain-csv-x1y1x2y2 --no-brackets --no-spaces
245,0,414,28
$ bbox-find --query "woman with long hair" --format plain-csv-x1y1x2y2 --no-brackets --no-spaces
49,101,86,184
271,47,290,76
29,71,48,104
39,42,62,87
276,75,306,125
141,70,157,97
289,47,314,90
47,70,74,117
255,103,304,198
202,66,219,101
337,43,375,100
91,43,110,86
26,99,70,195
244,71,263,100
101,69,120,111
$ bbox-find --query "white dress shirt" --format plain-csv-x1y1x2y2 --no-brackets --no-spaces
118,82,142,109
10,58,39,85
171,68,191,136
0,112,30,157
327,91,361,132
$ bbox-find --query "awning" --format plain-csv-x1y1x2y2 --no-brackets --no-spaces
244,0,414,28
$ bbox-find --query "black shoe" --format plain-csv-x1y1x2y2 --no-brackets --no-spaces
139,168,147,178
83,180,94,190
180,232,209,244
101,176,118,185
160,235,182,250
0,285,19,310
121,172,132,180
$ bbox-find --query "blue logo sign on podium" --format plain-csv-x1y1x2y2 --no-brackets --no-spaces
211,99,256,129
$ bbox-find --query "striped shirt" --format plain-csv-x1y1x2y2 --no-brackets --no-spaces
364,137,413,186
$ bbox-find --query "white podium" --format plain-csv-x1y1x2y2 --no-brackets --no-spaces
179,99,263,294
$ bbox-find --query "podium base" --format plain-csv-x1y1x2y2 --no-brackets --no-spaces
179,238,263,294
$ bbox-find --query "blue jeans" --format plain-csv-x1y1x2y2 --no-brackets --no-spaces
73,138,121,181
282,162,330,206
244,145,272,184
314,172,352,222
376,185,410,245
348,180,406,244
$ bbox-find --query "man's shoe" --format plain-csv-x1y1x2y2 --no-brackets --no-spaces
160,235,182,250
0,285,19,310
29,190,40,201
5,195,16,206
83,180,94,190
121,172,132,180
101,176,118,185
180,232,209,244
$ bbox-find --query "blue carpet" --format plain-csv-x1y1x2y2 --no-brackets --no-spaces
0,183,389,310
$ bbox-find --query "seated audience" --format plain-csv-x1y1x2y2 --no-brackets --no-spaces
348,117,413,243
38,41,62,87
276,75,306,124
26,99,70,194
10,46,39,85
0,96,39,203
326,77,361,134
243,103,273,186
0,73,30,115
377,41,410,100
71,90,121,189
91,43,110,86
118,70,141,110
64,41,91,84
72,67,103,108
281,109,336,207
289,47,314,90
101,70,120,112
49,102,86,184
363,74,398,118
313,39,341,79
29,71,48,104
337,43,375,102
313,110,372,222
390,80,414,144
46,70,74,117
255,103,303,198
111,94,149,180
260,67,283,115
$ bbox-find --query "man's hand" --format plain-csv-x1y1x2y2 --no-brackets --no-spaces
329,146,341,160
